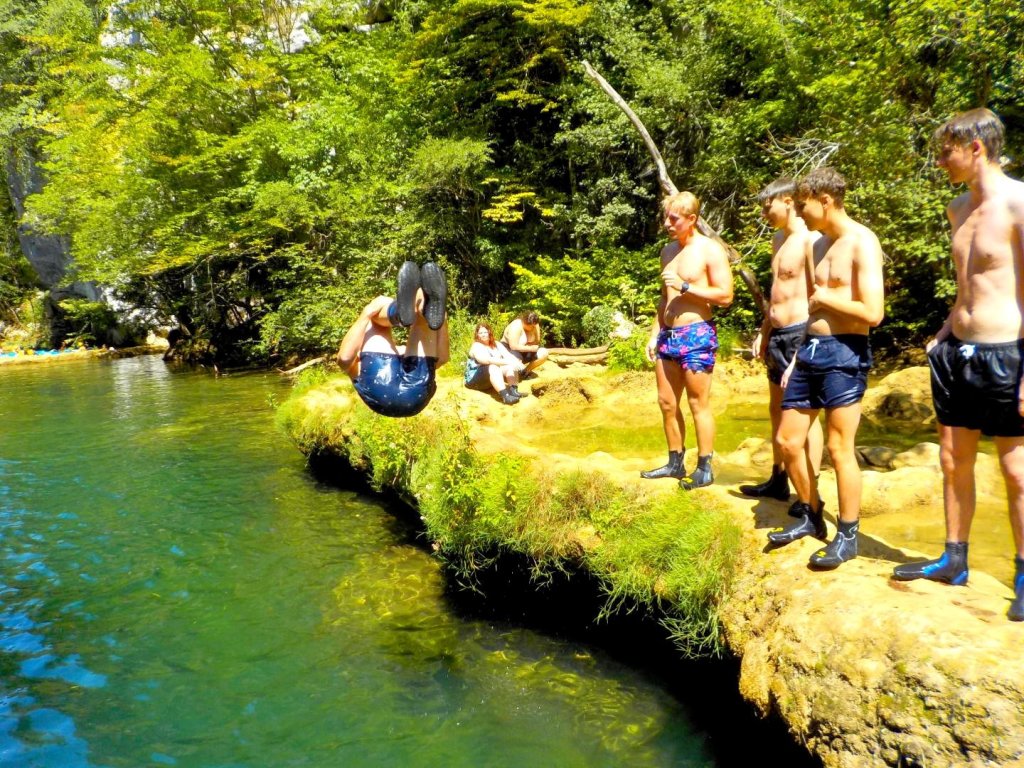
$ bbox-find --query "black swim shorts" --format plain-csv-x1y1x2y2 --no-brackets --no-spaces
765,322,807,386
353,351,437,418
782,334,872,410
929,336,1024,437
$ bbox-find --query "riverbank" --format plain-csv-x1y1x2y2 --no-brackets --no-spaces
279,361,1024,768
0,343,167,366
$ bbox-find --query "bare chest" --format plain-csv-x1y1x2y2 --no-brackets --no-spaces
815,241,857,289
953,205,1016,275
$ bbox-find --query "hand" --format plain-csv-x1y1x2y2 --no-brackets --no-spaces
752,331,765,360
807,284,833,313
925,337,938,353
646,338,658,363
1018,381,1024,418
780,359,797,390
661,269,682,292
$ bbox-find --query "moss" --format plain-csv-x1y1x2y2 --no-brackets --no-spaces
279,376,744,657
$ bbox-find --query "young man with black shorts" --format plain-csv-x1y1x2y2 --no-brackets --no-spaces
768,168,885,569
741,177,824,504
891,108,1024,622
335,261,449,418
640,191,733,489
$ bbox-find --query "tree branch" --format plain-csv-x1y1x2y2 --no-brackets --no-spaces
581,60,767,314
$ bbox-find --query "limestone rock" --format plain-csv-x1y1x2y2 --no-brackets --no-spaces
862,367,934,426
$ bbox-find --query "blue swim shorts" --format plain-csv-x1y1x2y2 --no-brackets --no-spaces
353,351,437,418
782,334,872,410
656,321,718,373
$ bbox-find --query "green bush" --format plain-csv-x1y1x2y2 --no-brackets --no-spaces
581,304,615,346
607,332,651,372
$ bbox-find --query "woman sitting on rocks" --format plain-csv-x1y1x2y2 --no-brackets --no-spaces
465,322,524,405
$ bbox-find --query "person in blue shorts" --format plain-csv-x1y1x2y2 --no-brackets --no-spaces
768,168,884,570
640,191,734,489
335,261,449,418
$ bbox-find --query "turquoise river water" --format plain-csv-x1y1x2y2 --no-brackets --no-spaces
0,355,813,767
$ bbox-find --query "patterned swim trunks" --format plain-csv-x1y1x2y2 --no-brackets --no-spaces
656,321,718,373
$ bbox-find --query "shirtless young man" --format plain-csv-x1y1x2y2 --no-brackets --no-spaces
740,177,825,504
891,108,1024,622
335,261,450,418
500,310,548,375
767,168,885,569
640,191,734,489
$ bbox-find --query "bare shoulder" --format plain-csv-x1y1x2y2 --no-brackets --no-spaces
771,229,786,254
699,233,730,264
853,221,883,258
1002,176,1024,221
948,191,972,220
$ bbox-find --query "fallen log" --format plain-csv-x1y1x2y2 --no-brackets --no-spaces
280,355,327,376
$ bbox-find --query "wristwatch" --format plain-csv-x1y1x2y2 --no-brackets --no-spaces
680,280,690,294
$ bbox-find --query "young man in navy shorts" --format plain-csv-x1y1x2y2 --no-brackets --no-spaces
891,109,1024,621
335,261,449,418
768,168,885,569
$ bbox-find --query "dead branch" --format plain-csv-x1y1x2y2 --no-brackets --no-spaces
581,60,767,314
280,355,326,376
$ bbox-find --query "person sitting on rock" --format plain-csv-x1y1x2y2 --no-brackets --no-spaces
465,322,525,405
500,311,549,376
335,261,449,418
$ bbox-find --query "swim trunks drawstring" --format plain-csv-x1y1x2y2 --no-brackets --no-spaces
808,337,819,360
959,344,975,360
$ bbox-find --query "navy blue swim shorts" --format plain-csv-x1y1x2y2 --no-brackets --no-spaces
353,351,437,418
782,334,872,410
765,322,807,386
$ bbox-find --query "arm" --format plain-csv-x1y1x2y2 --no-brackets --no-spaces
810,237,885,326
1011,197,1024,416
678,241,734,306
502,320,537,353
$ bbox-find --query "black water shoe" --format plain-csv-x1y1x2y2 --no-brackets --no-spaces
767,501,826,545
1010,556,1024,622
420,261,447,331
394,261,421,327
680,454,714,491
891,542,968,585
739,466,790,501
809,520,859,570
641,450,684,480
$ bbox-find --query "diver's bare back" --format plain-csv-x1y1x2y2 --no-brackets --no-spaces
808,223,880,337
661,234,722,328
769,228,816,329
948,177,1024,344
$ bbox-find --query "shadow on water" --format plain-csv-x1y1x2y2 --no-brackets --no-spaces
308,451,821,768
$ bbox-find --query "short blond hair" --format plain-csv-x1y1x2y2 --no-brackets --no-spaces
661,191,700,218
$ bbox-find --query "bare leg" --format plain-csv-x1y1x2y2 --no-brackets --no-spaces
526,348,549,373
941,425,980,542
994,435,1024,558
825,402,863,524
768,381,784,467
683,369,715,457
486,364,505,393
654,359,686,452
778,408,819,506
807,413,824,476
406,289,449,365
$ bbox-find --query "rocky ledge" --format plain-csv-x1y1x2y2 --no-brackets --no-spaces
282,362,1024,768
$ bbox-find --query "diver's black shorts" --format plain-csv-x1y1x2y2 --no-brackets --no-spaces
765,322,807,386
782,334,872,411
353,352,437,418
929,336,1024,437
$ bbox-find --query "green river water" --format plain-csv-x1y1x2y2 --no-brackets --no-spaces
0,355,814,767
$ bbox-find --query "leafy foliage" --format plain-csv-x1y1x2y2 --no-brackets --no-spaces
2,0,1022,361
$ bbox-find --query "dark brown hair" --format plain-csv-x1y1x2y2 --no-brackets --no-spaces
521,311,540,326
934,108,1004,162
758,176,796,204
796,167,847,206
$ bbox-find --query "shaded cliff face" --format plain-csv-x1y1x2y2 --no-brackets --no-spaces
5,146,75,290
